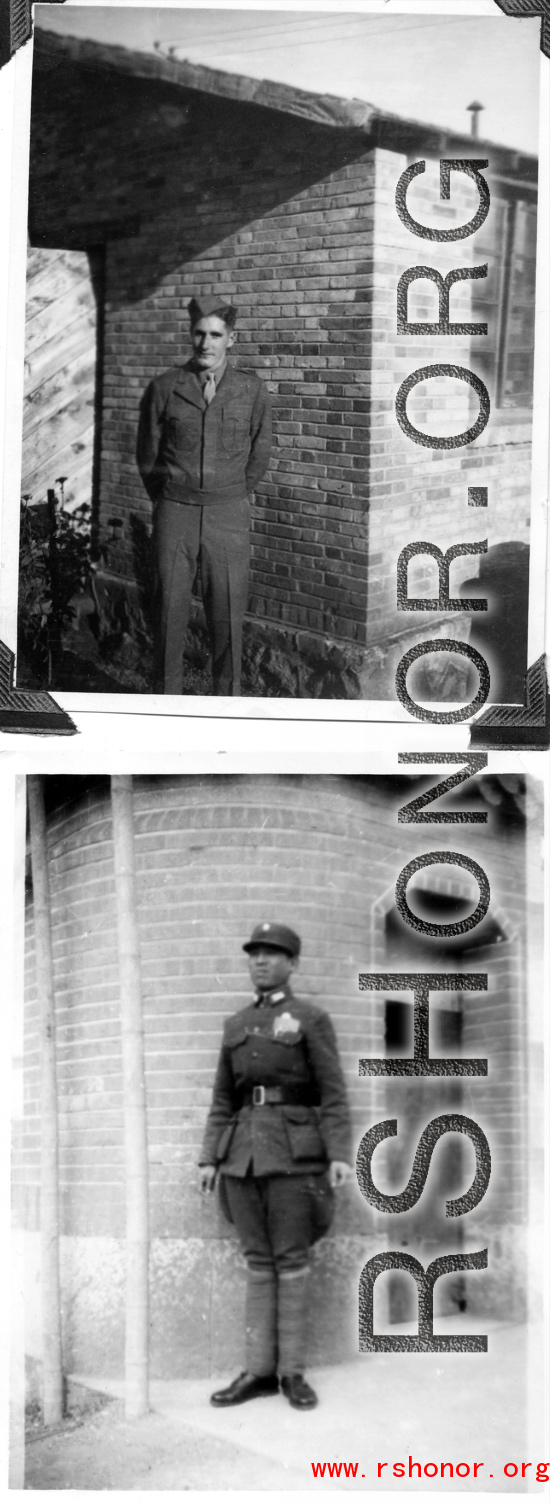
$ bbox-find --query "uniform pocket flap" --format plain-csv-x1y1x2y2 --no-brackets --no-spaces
220,409,249,453
282,1106,324,1161
282,1105,310,1124
223,1022,248,1048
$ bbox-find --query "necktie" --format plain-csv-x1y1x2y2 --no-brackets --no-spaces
202,374,217,406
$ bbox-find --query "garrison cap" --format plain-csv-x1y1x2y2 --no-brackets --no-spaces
188,295,237,329
243,922,301,957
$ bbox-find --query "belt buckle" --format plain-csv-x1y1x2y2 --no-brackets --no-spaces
252,1085,266,1107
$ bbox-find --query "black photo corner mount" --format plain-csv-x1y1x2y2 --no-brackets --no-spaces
0,640,77,735
1,0,62,67
494,0,550,58
1,0,31,67
470,655,550,750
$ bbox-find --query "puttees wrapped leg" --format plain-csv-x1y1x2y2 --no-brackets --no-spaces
277,1268,308,1374
245,1268,278,1377
278,1270,318,1408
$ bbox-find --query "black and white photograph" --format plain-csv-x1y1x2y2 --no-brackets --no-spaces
1,2,548,1496
10,5,543,707
11,768,547,1489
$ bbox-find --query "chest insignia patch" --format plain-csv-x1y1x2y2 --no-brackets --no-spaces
273,1011,300,1038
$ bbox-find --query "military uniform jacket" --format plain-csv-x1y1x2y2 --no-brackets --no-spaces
200,985,352,1178
136,360,272,508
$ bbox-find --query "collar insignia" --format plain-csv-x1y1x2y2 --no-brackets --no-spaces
253,986,290,1006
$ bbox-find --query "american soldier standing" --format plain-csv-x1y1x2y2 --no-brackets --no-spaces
136,295,272,696
199,922,352,1410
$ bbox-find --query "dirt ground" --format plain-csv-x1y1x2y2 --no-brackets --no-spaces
32,646,213,696
24,1390,312,1491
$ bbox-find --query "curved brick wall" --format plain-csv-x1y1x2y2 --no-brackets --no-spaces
22,776,390,1375
22,776,398,1232
20,775,532,1377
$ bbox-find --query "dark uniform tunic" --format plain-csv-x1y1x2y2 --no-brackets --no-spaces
137,361,272,695
200,983,351,1272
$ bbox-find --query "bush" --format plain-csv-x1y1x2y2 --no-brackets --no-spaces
18,494,92,686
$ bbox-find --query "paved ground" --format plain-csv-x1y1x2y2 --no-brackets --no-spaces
24,1318,541,1492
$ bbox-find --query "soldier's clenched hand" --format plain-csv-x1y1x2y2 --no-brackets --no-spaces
199,1165,217,1194
328,1161,352,1189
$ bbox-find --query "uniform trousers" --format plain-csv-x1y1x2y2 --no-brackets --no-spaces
222,1172,332,1376
222,1171,331,1273
152,496,250,696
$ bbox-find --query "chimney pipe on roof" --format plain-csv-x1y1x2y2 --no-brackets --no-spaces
467,101,485,140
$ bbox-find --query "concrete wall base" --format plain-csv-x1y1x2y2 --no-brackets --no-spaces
89,566,476,701
23,1223,528,1383
24,1232,380,1380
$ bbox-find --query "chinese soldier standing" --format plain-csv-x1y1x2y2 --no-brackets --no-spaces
199,922,352,1410
136,295,272,696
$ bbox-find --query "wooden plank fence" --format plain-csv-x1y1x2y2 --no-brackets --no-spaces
22,247,98,514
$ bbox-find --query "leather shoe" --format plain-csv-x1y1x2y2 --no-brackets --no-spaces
281,1373,318,1409
210,1371,279,1407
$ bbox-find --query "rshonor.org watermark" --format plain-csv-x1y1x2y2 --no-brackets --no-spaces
310,1458,550,1481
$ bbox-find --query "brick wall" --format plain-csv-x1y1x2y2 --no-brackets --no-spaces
367,151,534,645
101,148,379,651
19,775,533,1375
28,42,535,691
101,149,533,658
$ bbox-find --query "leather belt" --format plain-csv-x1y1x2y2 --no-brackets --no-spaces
243,1085,309,1108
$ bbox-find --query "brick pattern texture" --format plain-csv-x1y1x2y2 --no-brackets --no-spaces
28,54,535,654
20,776,528,1229
367,152,533,641
19,776,534,1371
